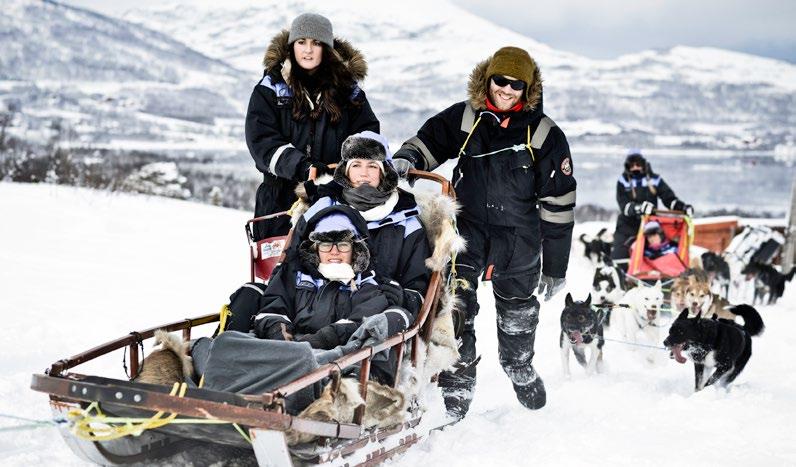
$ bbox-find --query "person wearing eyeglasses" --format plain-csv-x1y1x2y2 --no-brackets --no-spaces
223,206,411,383
294,131,432,325
390,46,577,416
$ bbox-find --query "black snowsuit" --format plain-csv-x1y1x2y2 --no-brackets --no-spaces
394,58,576,415
611,171,687,262
225,205,413,385
299,181,432,317
245,31,379,240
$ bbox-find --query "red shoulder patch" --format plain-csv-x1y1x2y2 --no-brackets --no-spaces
560,157,572,176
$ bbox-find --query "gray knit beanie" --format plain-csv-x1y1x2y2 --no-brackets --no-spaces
288,13,334,48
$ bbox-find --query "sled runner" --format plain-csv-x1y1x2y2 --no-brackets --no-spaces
627,211,694,281
31,170,462,466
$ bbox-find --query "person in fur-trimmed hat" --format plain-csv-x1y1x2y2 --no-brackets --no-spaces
223,205,413,384
245,13,380,242
389,46,579,416
293,131,434,329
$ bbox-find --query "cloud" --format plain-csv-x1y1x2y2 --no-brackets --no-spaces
452,0,796,62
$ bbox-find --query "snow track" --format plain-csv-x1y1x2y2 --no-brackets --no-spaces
1,184,794,466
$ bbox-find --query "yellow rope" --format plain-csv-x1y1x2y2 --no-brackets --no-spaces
458,116,482,157
526,126,535,162
66,382,253,444
218,304,231,333
286,199,302,217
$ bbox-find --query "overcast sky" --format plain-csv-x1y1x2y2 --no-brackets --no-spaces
65,0,796,63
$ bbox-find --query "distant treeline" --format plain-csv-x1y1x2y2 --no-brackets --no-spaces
0,113,783,221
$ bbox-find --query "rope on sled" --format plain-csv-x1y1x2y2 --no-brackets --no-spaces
0,413,64,433
602,337,668,350
66,382,252,444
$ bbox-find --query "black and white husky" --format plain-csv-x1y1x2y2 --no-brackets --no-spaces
591,264,624,327
560,293,605,377
663,306,764,391
580,228,613,266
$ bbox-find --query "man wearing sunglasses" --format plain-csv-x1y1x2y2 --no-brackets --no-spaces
392,46,576,417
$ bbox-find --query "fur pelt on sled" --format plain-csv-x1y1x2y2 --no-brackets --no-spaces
285,377,407,445
133,330,193,385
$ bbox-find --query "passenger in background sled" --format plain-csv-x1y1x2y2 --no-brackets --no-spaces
224,206,412,385
295,131,432,322
611,149,693,268
245,13,379,241
642,221,678,259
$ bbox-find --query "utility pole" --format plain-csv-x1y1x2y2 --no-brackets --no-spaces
782,178,796,270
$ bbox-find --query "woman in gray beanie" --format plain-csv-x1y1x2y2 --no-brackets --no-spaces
245,13,380,241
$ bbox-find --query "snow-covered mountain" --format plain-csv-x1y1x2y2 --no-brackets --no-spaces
120,0,796,153
2,0,794,157
0,0,249,154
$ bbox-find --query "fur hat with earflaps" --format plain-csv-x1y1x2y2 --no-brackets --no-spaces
333,131,399,193
298,206,371,276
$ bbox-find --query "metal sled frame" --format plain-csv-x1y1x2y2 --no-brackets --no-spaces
31,170,454,466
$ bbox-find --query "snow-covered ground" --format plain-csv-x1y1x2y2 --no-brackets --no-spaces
1,183,794,466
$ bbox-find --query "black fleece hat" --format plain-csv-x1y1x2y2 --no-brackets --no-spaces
333,131,399,193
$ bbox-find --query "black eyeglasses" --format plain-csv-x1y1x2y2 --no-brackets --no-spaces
315,241,352,253
491,75,526,91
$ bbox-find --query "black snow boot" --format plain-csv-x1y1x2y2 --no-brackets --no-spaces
513,367,546,410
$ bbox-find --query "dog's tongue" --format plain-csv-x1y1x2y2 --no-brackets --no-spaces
571,331,583,344
672,344,687,364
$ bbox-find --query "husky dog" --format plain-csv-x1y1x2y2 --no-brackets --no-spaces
741,262,796,305
700,252,731,298
591,265,624,327
133,330,193,386
611,281,664,363
559,294,605,376
580,228,613,266
664,307,764,391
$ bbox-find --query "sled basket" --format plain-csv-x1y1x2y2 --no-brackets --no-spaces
31,169,457,467
627,211,694,280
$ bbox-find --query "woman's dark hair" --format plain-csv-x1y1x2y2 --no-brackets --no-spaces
288,44,359,124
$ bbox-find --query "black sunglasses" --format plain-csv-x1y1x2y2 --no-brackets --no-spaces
491,75,526,91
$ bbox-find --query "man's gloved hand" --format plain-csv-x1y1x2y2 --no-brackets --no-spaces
633,201,656,216
683,204,694,217
537,275,566,302
390,158,414,179
378,281,404,307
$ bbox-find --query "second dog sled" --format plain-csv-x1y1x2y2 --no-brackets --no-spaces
626,211,694,281
30,170,463,466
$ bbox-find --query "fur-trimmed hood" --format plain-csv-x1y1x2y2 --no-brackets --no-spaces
263,29,368,83
467,54,543,112
297,205,371,275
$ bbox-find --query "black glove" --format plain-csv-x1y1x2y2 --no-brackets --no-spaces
537,275,566,301
390,158,413,179
298,160,332,180
295,325,340,350
683,204,694,217
633,201,655,216
378,281,404,307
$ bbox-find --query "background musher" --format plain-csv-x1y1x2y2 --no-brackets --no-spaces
245,13,379,240
611,149,693,269
392,46,577,416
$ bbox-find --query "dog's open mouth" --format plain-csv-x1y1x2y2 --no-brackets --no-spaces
671,343,687,364
646,309,657,321
568,331,583,345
